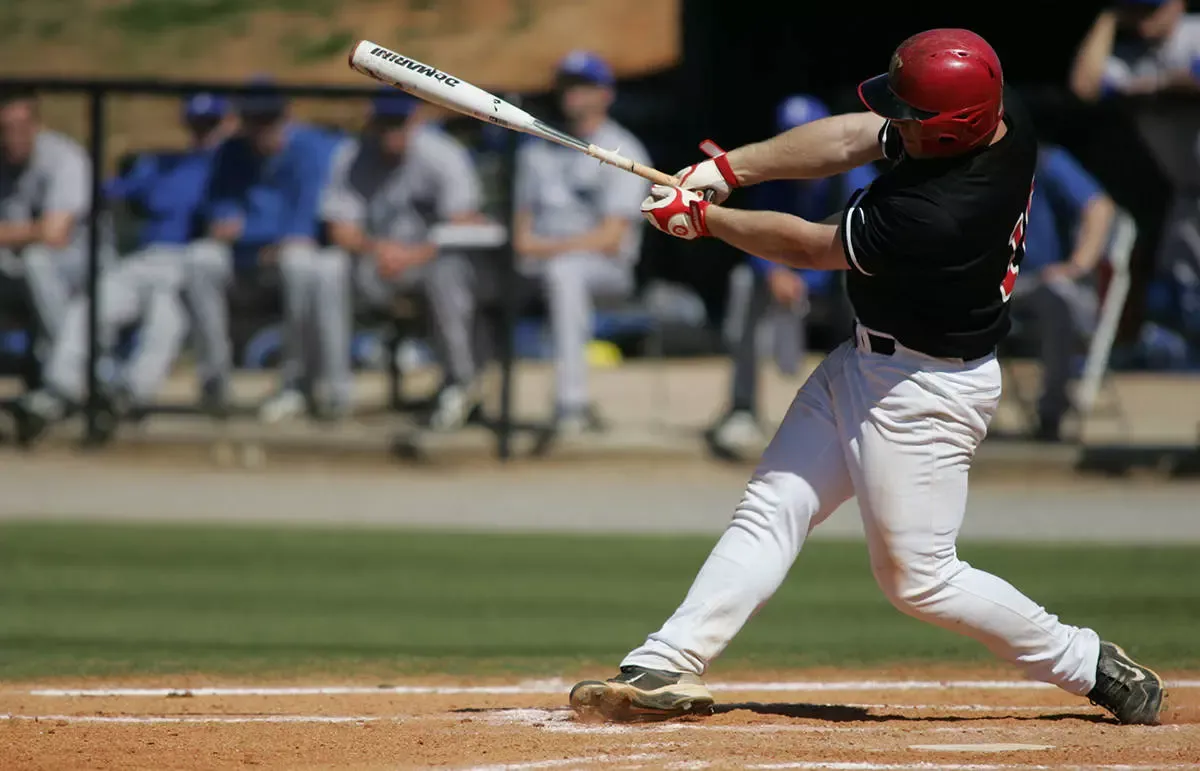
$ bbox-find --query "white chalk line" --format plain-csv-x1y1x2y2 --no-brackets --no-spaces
458,760,1200,771
0,713,387,725
27,678,1200,698
747,765,1200,771
458,754,665,771
743,765,1200,771
11,702,1177,733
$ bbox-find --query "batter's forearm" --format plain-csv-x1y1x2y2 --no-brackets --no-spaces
726,113,886,186
705,206,846,271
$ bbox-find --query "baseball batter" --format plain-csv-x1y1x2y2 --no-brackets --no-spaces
571,29,1166,726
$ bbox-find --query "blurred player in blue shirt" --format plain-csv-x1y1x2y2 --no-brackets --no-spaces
185,76,341,418
706,95,877,459
12,93,233,445
1012,145,1115,441
108,93,231,247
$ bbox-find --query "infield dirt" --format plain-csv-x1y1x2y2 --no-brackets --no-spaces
4,666,1198,770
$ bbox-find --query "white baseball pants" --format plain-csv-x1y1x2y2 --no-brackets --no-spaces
623,329,1101,696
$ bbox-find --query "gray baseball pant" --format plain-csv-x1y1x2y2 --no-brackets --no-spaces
425,250,632,412
725,266,807,414
185,239,349,404
356,250,471,390
294,246,353,408
42,245,189,404
0,243,89,342
1013,272,1098,422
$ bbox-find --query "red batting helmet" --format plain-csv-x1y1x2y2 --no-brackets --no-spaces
858,29,1004,157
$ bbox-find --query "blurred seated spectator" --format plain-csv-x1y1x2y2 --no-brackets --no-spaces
185,76,341,420
1011,146,1116,442
1071,0,1200,363
1070,0,1200,102
0,88,104,351
432,52,651,435
8,94,232,446
705,95,874,459
318,89,485,428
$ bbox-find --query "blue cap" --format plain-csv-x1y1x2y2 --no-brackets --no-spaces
776,95,830,132
237,75,287,117
370,86,418,119
182,92,228,120
556,50,614,86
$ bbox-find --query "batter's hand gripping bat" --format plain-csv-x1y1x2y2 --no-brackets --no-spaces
348,40,680,187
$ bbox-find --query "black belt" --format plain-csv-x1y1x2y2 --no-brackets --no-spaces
857,326,993,362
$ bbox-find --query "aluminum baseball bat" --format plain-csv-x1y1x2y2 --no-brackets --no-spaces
348,40,678,187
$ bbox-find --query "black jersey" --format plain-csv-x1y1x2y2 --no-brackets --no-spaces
838,93,1037,360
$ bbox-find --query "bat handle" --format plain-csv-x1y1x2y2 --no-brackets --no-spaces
586,144,680,187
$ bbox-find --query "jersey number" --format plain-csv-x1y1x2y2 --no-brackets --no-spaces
1001,183,1035,302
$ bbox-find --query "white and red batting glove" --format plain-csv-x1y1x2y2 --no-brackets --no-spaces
675,140,739,204
641,185,710,240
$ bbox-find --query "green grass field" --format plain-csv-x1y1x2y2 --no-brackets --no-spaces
1,522,1197,680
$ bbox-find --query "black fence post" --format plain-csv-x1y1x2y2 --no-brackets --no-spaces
494,101,521,461
83,87,105,447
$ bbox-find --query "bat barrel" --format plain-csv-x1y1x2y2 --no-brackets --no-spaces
348,39,680,188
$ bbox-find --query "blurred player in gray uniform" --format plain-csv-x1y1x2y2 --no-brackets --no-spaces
429,51,650,432
317,89,483,423
9,94,233,446
0,88,100,349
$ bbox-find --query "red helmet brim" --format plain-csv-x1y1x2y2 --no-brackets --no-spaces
857,74,938,121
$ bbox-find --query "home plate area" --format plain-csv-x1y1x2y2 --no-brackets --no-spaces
3,673,1198,770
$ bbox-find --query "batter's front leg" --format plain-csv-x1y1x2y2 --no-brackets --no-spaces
570,345,857,721
842,352,1100,696
622,344,857,677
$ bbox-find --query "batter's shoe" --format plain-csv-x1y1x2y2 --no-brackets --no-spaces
569,666,714,722
1087,641,1167,725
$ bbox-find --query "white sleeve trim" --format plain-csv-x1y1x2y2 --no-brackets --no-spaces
842,187,873,276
